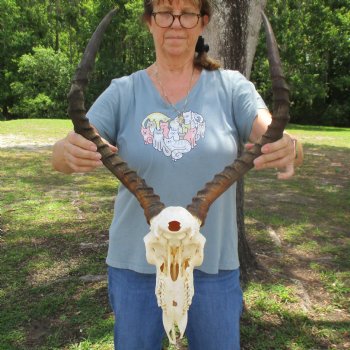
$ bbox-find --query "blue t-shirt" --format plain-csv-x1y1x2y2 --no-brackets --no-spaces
87,68,266,274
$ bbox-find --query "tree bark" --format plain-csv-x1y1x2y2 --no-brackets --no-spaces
55,0,61,52
204,0,267,283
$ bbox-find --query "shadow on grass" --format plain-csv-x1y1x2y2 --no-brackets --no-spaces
0,148,117,349
0,218,111,350
1,272,111,350
241,310,350,350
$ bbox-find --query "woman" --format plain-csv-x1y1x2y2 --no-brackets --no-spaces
52,0,303,349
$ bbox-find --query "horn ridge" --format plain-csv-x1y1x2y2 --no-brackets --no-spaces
187,11,290,226
67,8,165,224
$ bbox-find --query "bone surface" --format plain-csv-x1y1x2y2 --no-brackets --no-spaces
144,207,206,344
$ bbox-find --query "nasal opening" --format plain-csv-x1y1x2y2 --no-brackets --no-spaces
168,220,181,232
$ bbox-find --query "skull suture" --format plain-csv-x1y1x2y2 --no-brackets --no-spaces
144,206,206,344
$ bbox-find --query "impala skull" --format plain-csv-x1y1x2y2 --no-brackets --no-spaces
144,207,205,344
67,7,289,345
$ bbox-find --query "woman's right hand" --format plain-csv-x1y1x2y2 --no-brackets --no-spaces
52,131,117,174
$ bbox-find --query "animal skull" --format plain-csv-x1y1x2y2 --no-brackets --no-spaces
144,207,206,344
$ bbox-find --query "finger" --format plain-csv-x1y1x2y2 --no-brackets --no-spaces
63,136,103,172
255,157,295,171
65,131,116,172
254,147,294,169
67,131,97,151
100,136,118,153
65,152,103,172
109,144,118,153
65,140,102,162
277,163,295,180
65,150,103,167
245,143,254,150
70,132,118,154
67,161,103,173
261,133,294,154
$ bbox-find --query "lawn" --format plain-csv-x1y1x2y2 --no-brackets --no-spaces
0,120,349,350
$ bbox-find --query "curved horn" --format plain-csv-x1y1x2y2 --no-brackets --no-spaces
187,11,290,225
67,8,165,224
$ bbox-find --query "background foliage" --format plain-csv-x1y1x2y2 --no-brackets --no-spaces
0,0,349,125
0,0,154,119
251,0,350,126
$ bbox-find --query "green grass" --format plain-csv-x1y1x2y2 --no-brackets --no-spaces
0,119,72,140
1,120,349,349
287,123,350,148
242,123,350,349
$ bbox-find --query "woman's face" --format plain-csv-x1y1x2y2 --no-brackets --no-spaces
148,0,209,59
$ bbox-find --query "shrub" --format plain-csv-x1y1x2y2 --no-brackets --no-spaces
10,46,73,118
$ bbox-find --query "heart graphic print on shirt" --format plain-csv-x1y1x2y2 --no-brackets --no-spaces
140,111,206,161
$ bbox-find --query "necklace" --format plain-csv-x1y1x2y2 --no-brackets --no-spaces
153,63,194,117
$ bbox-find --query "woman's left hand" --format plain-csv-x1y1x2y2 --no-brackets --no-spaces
246,133,296,180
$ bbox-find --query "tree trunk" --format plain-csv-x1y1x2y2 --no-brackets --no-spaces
55,0,61,52
204,0,267,283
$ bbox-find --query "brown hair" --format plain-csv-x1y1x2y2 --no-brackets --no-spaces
143,0,221,70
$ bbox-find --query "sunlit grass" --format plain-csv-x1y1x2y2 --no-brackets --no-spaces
0,119,72,140
287,124,350,148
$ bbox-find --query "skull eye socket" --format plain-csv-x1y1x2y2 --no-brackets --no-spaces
168,221,181,231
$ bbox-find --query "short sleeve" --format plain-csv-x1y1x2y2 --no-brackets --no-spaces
255,89,268,110
87,76,134,145
231,72,261,143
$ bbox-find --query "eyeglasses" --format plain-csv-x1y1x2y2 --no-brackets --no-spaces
152,12,202,29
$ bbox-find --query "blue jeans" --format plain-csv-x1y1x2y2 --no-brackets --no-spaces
108,267,243,350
